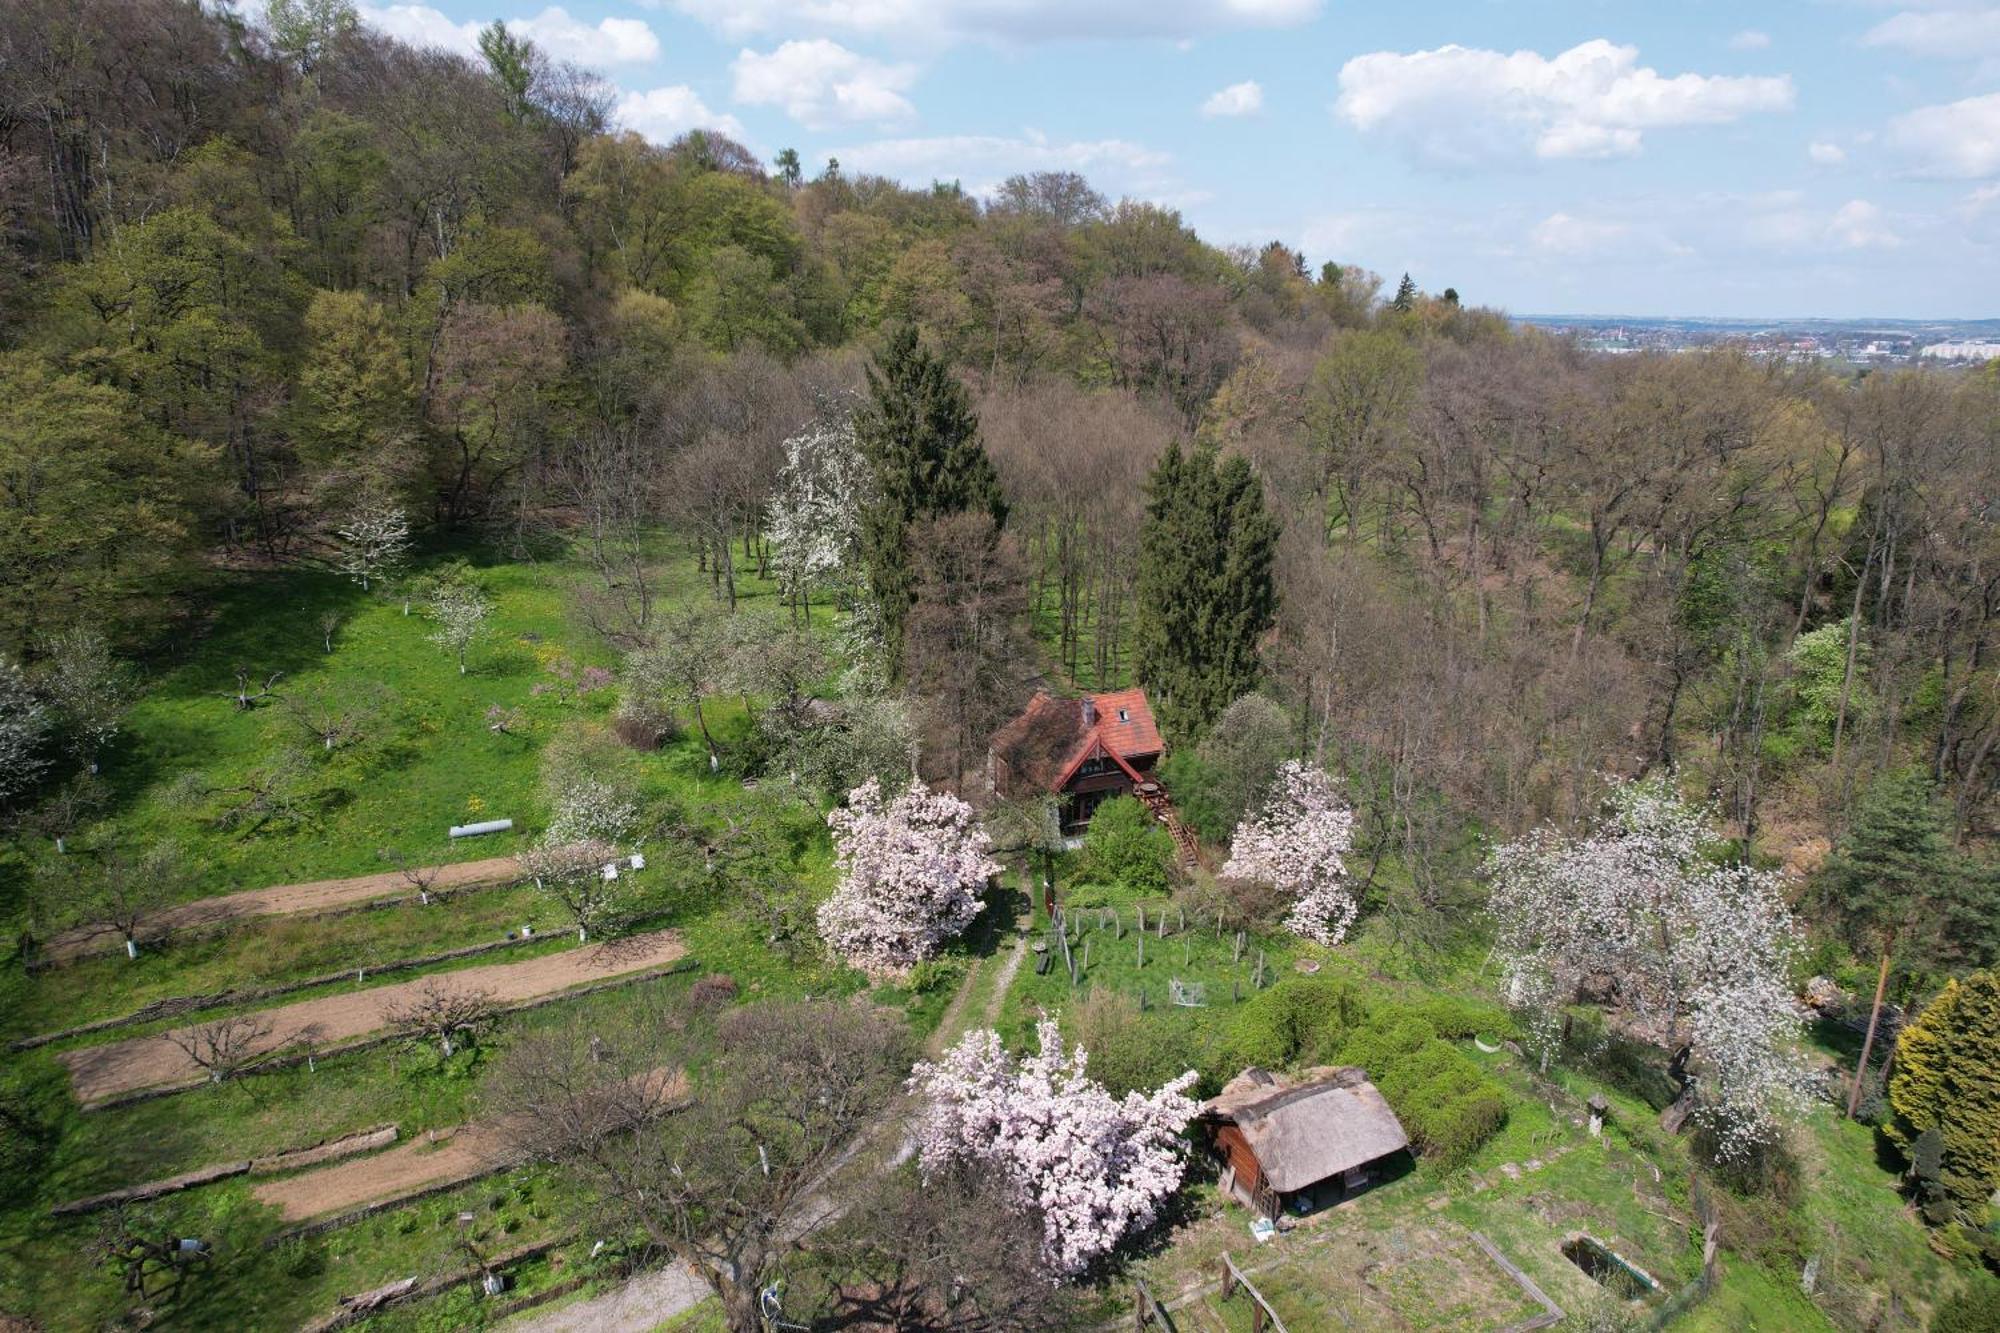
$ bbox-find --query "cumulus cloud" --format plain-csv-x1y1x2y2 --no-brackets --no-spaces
1828,199,1901,249
1888,92,2000,179
1864,8,2000,61
1334,39,1795,167
830,131,1172,195
1728,30,1772,52
664,0,1319,43
732,40,917,128
1201,80,1264,117
1808,140,1846,166
1531,211,1629,255
356,4,659,64
616,86,749,144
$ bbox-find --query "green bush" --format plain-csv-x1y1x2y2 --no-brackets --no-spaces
1078,796,1175,897
1409,995,1517,1041
1931,1279,2000,1333
1215,975,1364,1075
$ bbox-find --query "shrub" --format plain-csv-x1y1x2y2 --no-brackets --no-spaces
1079,796,1175,897
907,958,966,995
688,973,739,1009
1410,995,1517,1042
1931,1280,2000,1333
1069,989,1212,1099
1215,976,1364,1076
1890,970,2000,1215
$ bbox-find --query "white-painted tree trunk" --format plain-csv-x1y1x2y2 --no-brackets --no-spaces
125,937,137,959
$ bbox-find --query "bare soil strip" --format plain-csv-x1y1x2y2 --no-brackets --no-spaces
42,856,523,963
52,1125,400,1216
256,1070,686,1222
57,931,684,1105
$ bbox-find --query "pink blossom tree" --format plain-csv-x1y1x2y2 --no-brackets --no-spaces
1222,759,1359,946
816,778,1000,970
909,1019,1197,1278
1486,777,1812,1162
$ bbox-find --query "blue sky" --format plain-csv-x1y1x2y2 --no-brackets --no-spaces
344,0,2000,318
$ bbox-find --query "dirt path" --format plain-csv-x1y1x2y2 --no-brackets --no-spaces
504,1263,712,1333
44,856,523,963
58,931,684,1106
256,1070,686,1223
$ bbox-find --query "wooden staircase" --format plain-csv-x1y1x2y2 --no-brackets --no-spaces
1138,783,1202,869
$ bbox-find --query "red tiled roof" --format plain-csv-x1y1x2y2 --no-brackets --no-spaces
989,687,1162,796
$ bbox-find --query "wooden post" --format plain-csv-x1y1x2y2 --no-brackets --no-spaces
1220,1257,1236,1299
1137,904,1146,934
1138,931,1145,969
1083,938,1091,971
1848,941,1895,1120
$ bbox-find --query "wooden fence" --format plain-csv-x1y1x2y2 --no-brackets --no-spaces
1218,1253,1288,1333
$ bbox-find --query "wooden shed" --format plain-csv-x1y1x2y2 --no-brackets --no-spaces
1201,1066,1410,1219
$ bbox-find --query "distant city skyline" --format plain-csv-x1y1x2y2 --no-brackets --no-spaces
342,0,2000,319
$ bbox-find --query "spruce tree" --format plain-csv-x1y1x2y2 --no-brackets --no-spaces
1819,768,1995,1116
856,326,1007,671
1889,970,2000,1214
1134,441,1278,743
1391,272,1418,312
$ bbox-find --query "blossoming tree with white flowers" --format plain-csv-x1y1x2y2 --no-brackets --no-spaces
766,412,872,618
909,1020,1197,1278
1222,759,1359,946
816,778,1000,970
1485,776,1812,1162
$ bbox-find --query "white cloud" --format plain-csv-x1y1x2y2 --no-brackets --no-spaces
1201,80,1264,117
1887,92,2000,179
732,40,917,128
1828,199,1901,249
1808,140,1846,165
1334,39,1795,167
1531,211,1628,255
1728,29,1771,52
831,131,1173,195
356,4,660,64
1864,8,2000,61
615,86,749,144
663,0,1319,43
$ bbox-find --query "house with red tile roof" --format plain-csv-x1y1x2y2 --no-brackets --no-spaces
988,687,1165,835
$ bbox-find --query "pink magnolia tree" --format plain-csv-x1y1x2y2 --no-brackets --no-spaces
1485,777,1811,1162
1223,759,1359,946
910,1020,1197,1278
816,778,1000,970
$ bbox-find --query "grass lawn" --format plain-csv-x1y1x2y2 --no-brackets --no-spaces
0,535,889,1330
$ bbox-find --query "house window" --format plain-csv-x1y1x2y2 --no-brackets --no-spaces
1117,708,1129,722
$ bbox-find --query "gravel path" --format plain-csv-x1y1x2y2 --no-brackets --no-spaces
59,931,684,1105
43,856,523,962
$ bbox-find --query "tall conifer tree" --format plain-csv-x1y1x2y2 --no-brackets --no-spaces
856,326,1006,671
1134,440,1278,742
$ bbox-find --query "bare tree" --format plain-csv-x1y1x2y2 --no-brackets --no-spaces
280,680,386,752
169,749,316,834
167,1014,278,1085
317,609,343,653
385,980,495,1058
540,424,663,645
220,668,283,711
91,1206,210,1304
379,846,443,904
490,999,911,1333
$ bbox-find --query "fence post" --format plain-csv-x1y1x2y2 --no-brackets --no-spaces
1219,1256,1236,1299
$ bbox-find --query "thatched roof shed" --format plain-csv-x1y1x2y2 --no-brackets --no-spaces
1201,1066,1409,1194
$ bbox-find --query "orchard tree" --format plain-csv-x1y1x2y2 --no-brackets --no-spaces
1223,760,1359,946
331,498,412,591
625,605,737,771
817,778,999,971
910,1019,1197,1278
521,838,623,942
0,655,50,805
40,626,132,772
426,580,491,675
1486,778,1812,1161
539,728,640,845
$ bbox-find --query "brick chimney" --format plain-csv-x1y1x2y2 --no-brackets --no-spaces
1080,696,1097,727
